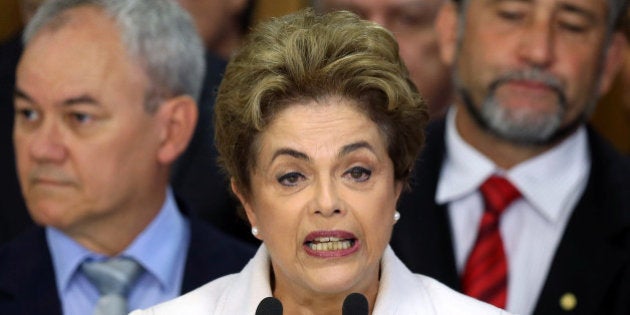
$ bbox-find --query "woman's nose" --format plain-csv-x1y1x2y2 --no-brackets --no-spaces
313,177,343,217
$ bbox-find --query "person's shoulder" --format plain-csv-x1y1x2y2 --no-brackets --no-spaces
131,273,237,315
0,226,47,265
188,216,256,261
181,217,256,291
587,126,630,174
178,192,256,258
413,274,515,315
586,127,630,219
0,226,55,304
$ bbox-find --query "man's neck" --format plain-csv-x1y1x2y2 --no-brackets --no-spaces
65,188,167,256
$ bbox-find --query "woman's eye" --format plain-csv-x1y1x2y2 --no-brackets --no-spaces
277,172,305,187
345,166,372,182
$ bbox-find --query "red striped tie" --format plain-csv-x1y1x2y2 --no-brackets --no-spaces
462,175,520,309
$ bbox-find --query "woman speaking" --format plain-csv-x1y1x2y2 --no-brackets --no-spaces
132,9,511,315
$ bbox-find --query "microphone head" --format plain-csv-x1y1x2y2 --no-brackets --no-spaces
255,296,283,315
342,292,369,315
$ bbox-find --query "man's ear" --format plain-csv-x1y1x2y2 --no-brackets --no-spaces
156,95,198,165
435,2,460,67
229,0,247,16
231,179,262,240
598,32,628,96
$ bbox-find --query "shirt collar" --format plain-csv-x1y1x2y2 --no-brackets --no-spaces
436,108,496,203
46,227,93,292
122,188,189,289
437,107,590,223
47,187,190,292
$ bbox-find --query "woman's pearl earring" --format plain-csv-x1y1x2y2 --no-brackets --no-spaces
393,211,401,223
251,226,259,236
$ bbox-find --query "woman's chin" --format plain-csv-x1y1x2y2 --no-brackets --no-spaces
299,263,371,295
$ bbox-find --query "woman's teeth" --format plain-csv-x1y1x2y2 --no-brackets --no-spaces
307,237,354,251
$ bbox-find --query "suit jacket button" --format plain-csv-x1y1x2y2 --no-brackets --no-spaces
560,292,577,311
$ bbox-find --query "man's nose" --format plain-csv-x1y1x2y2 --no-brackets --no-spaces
27,122,68,163
516,19,555,68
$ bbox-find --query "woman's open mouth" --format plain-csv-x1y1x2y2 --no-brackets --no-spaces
303,231,360,257
306,237,355,251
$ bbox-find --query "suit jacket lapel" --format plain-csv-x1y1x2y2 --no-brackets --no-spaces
533,129,630,315
391,119,461,290
0,227,62,315
180,209,256,294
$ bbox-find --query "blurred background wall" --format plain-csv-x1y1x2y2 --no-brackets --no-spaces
0,0,22,42
253,0,306,23
589,11,630,155
0,0,308,41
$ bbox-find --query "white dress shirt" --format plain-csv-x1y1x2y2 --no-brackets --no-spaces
131,245,512,315
436,108,590,315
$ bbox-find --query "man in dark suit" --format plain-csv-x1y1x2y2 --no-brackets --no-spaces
0,1,260,247
391,0,630,314
0,0,254,314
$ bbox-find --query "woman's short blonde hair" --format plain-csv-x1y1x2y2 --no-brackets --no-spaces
215,9,428,198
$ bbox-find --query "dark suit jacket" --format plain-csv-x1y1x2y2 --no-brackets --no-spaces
0,33,32,246
391,119,630,315
0,213,256,314
171,52,258,245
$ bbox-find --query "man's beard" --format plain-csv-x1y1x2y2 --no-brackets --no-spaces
456,68,589,146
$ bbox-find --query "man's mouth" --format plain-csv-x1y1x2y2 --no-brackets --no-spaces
505,79,552,90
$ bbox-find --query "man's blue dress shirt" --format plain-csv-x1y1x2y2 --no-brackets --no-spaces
46,188,190,315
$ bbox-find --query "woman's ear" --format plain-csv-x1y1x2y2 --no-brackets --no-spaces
156,95,198,165
231,178,262,240
228,0,247,16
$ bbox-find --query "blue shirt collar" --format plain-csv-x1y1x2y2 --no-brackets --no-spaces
47,187,190,293
46,228,92,293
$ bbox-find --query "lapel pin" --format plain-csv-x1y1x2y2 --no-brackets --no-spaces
559,292,577,311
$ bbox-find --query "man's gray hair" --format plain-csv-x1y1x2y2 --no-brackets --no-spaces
24,0,206,112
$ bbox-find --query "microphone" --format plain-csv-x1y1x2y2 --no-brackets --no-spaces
255,296,283,315
342,292,369,315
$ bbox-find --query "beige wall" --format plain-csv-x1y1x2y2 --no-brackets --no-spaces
0,0,310,43
0,0,22,42
591,46,630,155
253,0,307,23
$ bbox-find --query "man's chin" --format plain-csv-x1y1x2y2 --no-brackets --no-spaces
27,200,76,227
479,104,563,146
493,90,562,117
